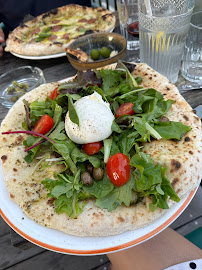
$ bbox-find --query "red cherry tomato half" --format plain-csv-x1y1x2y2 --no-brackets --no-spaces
106,153,131,187
116,102,135,118
83,142,102,155
50,87,59,100
32,115,54,135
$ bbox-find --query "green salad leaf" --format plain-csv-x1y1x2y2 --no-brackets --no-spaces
68,96,79,126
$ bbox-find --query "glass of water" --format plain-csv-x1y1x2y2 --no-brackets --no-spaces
117,0,139,51
181,11,202,84
137,0,195,83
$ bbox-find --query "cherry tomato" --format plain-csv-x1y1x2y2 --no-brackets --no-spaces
83,142,102,155
50,87,59,100
106,153,131,187
116,102,135,118
32,115,54,135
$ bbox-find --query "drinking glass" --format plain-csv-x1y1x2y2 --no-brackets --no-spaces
117,0,139,51
137,0,195,83
181,11,202,84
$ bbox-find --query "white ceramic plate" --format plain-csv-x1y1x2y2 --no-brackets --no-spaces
0,159,197,255
10,51,66,60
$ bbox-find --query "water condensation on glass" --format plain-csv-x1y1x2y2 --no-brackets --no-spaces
138,0,195,83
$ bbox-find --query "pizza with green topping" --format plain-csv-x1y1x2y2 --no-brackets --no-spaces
5,4,116,56
0,62,201,236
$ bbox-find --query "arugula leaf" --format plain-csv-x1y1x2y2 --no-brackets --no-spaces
117,129,137,155
49,121,67,141
29,98,55,126
71,147,100,168
117,61,139,89
130,152,180,211
111,120,122,133
154,121,192,140
103,138,113,163
68,96,79,126
52,140,77,175
98,69,126,97
42,171,86,218
133,117,162,141
96,176,134,211
83,175,114,199
24,103,62,163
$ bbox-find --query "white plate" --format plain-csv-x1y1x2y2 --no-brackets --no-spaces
0,159,197,255
10,51,66,60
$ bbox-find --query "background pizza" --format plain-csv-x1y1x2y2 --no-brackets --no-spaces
5,4,116,56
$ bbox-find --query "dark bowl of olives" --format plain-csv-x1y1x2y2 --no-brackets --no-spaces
0,66,46,108
65,32,127,71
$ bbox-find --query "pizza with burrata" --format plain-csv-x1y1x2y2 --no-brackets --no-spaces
0,62,201,236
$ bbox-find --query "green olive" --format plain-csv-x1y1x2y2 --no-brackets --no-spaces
100,46,110,59
93,167,104,181
81,172,93,186
90,49,100,61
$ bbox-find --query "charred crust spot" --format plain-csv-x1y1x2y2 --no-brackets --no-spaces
102,14,111,20
10,193,15,198
82,6,87,9
47,197,55,205
149,77,152,80
194,116,199,121
198,150,201,153
189,151,193,155
90,222,97,227
13,179,16,182
171,160,181,170
117,216,125,223
183,115,189,121
1,155,7,163
197,157,199,162
184,136,191,142
166,87,170,90
3,138,7,142
42,13,50,19
13,168,18,172
53,42,62,45
26,191,31,197
84,30,95,35
154,74,157,77
171,178,179,188
144,73,148,76
50,8,58,15
20,23,28,28
16,135,24,143
92,212,99,218
176,188,181,194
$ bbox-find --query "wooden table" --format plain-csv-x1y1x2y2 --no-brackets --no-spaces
0,44,202,250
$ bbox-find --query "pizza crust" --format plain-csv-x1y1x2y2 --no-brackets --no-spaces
5,5,116,56
0,64,201,236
